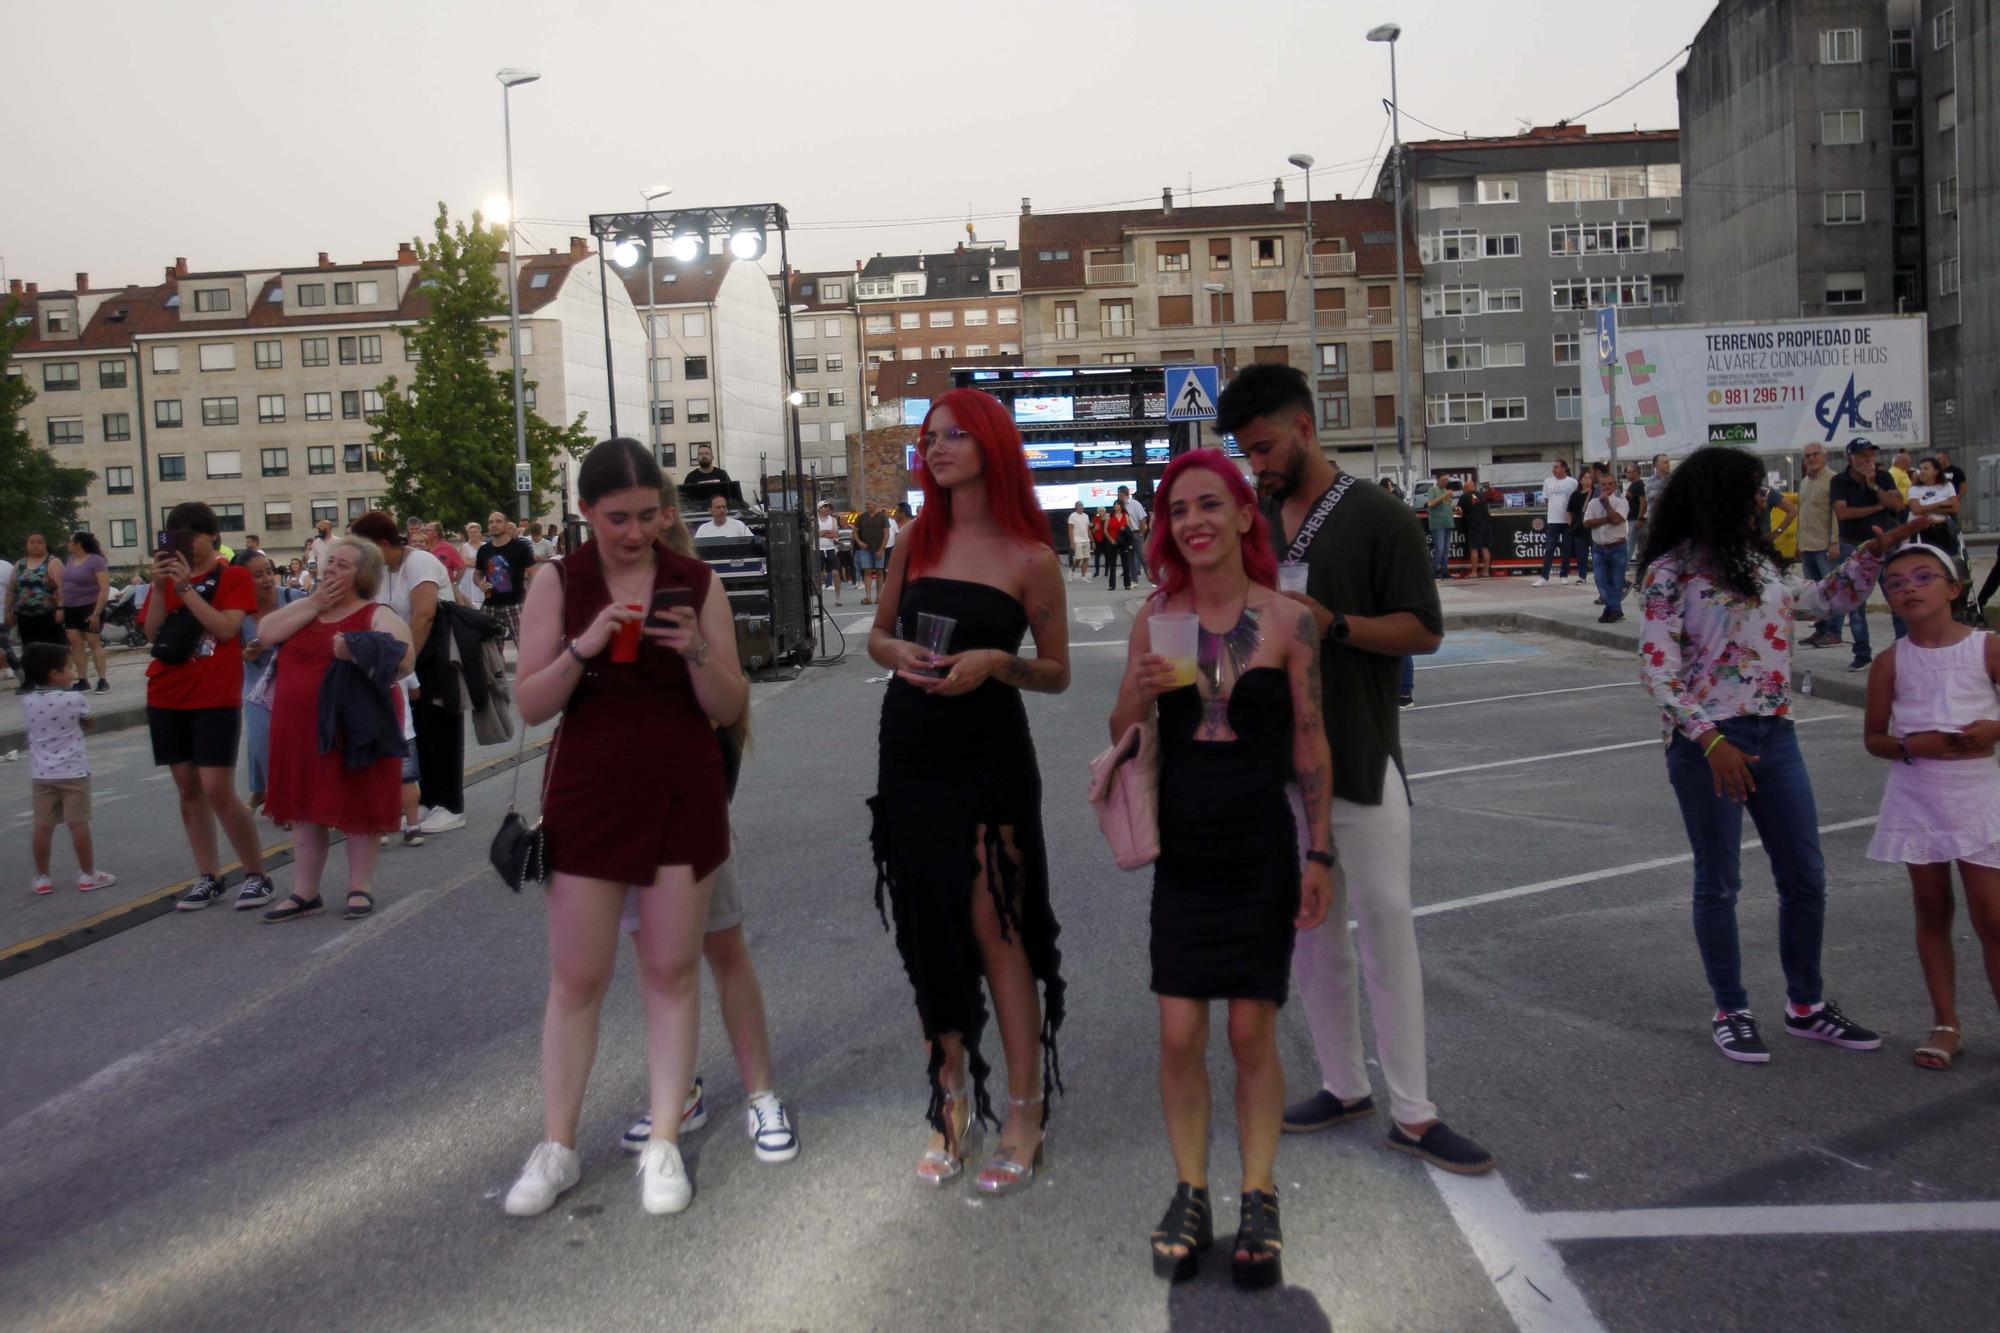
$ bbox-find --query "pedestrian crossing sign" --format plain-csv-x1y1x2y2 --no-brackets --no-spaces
1165,365,1221,421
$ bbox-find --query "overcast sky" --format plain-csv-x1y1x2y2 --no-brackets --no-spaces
2,0,1716,290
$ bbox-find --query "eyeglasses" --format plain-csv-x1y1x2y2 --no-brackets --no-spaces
1882,567,1948,594
918,426,973,452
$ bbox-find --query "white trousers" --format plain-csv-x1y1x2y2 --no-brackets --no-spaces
1291,759,1437,1126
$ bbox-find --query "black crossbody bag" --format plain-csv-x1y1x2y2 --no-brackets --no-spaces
150,567,224,665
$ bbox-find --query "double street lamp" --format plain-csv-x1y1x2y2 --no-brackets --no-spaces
1366,21,1414,496
497,67,539,521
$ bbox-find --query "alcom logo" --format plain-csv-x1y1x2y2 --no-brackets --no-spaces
1816,375,1873,441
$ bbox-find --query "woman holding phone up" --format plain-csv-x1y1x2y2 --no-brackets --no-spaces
502,438,747,1221
869,388,1071,1195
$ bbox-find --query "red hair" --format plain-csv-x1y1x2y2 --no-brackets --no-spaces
901,388,1052,576
1143,448,1277,599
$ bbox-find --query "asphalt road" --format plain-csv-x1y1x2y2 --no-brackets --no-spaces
3,580,1996,1332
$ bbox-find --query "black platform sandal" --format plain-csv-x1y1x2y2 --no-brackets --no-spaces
1150,1182,1212,1282
1231,1188,1283,1291
343,890,374,920
262,893,322,924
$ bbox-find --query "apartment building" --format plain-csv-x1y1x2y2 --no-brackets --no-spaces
1017,188,1425,473
1388,125,1685,467
779,269,865,490
621,256,784,485
1679,0,1915,321
6,239,644,560
856,242,1022,369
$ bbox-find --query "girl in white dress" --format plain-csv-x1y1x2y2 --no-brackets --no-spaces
1863,543,2000,1070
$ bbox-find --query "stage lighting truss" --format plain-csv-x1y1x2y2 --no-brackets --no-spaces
588,203,788,271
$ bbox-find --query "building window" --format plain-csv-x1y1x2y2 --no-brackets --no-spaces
1320,394,1349,429
827,389,846,406
302,337,329,367
1551,277,1648,310
341,390,360,419
689,397,712,424
1482,234,1521,259
963,309,989,327
655,403,675,425
1821,109,1864,144
194,288,231,313
214,504,244,534
997,308,1018,325
205,450,242,479
1102,353,1136,364
1372,340,1395,372
1937,91,1957,131
308,446,334,475
794,356,819,375
1319,343,1348,375
966,344,994,357
1554,388,1582,421
304,392,332,421
103,413,131,441
899,280,920,296
865,315,892,335
1429,229,1478,261
1938,176,1958,213
899,347,923,361
152,345,180,374
658,444,678,468
796,390,819,407
683,313,707,339
258,394,285,423
198,343,235,372
311,501,339,527
1892,107,1917,148
1208,238,1231,270
1820,28,1860,63
362,389,385,419
359,335,382,364
999,342,1020,356
1823,190,1866,226
42,362,80,391
338,337,358,365
898,312,921,330
1490,397,1527,422
1100,300,1134,337
260,447,289,477
200,396,239,426
1825,271,1866,306
1249,291,1286,323
365,444,381,472
1934,7,1954,47
98,359,127,389
1053,301,1078,341
799,422,823,444
264,502,293,531
1939,257,1960,295
1891,27,1914,69
1425,393,1486,425
992,272,1018,293
44,308,72,334
683,355,708,380
106,466,134,494
928,310,954,328
1553,332,1581,366
155,400,183,428
254,339,282,369
1251,236,1283,268
822,282,845,303
158,454,186,482
344,444,365,473
1425,341,1481,373
1653,275,1684,306
1476,178,1518,204
1485,341,1526,367
46,417,84,446
1550,221,1650,255
1424,285,1481,317
109,519,138,549
1158,295,1194,327
296,283,325,308
1156,240,1190,272
334,281,355,305
825,354,844,372
933,346,955,359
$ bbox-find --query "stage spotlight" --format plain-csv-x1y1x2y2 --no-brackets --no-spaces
727,210,767,260
609,230,649,270
670,220,708,263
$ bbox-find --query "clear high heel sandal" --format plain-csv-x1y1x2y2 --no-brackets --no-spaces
916,1084,975,1187
975,1096,1046,1196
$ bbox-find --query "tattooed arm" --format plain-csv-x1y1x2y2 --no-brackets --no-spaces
924,545,1071,697
1288,606,1335,929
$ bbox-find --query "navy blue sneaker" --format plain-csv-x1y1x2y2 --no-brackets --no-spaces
175,875,226,911
1387,1121,1496,1175
1281,1089,1376,1133
1784,1000,1881,1050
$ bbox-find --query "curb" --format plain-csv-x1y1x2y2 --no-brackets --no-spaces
1443,610,1867,710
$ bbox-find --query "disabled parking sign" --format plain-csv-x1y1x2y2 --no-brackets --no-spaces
1165,365,1220,421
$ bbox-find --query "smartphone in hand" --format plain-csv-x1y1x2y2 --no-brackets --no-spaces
647,585,695,628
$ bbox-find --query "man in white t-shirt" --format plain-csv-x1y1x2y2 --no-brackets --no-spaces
352,512,464,835
816,502,843,606
303,519,336,582
1065,502,1092,581
1533,460,1579,586
695,494,753,540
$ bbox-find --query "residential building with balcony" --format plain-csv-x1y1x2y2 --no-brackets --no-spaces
6,239,643,561
1386,125,1684,469
856,242,1022,369
778,269,865,493
621,255,784,486
1017,187,1425,476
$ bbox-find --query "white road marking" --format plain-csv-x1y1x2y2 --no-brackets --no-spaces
1074,605,1115,631
1413,657,1535,672
1536,1201,2000,1241
1071,640,1128,649
1406,712,1849,782
1407,681,1635,711
1426,1169,1607,1333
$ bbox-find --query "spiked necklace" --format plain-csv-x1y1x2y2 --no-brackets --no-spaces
1198,604,1264,734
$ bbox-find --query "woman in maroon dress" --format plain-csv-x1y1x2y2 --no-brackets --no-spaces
254,537,414,922
502,438,748,1221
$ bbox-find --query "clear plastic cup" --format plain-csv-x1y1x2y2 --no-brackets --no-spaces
915,611,956,677
1150,613,1200,688
1277,563,1310,594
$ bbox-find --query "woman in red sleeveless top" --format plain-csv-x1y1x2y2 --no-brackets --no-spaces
501,439,747,1222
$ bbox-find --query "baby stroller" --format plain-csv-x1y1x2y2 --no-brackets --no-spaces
103,584,150,647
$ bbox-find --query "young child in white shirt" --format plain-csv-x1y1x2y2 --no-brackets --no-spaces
21,643,116,894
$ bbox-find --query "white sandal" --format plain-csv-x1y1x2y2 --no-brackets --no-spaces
975,1096,1046,1196
916,1084,974,1186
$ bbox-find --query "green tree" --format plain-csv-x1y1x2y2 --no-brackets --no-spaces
0,298,94,554
372,203,590,526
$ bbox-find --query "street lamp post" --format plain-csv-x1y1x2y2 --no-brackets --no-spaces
1367,22,1413,496
640,184,672,468
1289,152,1317,433
497,66,540,523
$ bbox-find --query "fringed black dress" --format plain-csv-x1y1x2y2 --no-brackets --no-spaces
869,577,1065,1133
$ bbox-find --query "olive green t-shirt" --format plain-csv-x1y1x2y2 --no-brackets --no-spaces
1265,474,1442,806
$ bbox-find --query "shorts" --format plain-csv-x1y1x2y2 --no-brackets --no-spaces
487,601,522,643
400,750,421,784
62,605,100,633
147,705,242,769
33,777,91,827
855,549,882,572
819,548,839,576
620,856,743,937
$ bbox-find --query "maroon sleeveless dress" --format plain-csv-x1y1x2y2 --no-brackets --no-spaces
540,539,729,885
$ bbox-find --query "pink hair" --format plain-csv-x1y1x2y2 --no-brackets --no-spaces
1143,449,1278,599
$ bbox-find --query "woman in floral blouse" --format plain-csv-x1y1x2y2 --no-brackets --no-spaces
1637,446,1933,1065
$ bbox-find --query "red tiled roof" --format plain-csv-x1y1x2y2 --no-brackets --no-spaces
619,256,735,309
1019,197,1420,291
1404,124,1679,153
872,354,1021,403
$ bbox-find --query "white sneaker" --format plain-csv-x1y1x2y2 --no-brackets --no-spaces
504,1140,581,1217
1573,576,1588,586
638,1139,692,1215
418,808,467,834
1530,578,1549,588
746,1092,799,1163
620,1078,707,1152
78,871,117,892
31,875,53,896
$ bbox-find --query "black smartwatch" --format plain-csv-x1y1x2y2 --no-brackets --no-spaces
1329,612,1350,642
1305,849,1336,868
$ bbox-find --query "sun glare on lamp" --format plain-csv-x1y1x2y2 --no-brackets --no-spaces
726,211,767,261
670,220,708,263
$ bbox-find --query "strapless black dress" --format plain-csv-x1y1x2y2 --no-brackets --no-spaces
1151,666,1300,1004
868,578,1064,1132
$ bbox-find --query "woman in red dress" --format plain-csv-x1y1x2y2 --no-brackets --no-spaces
255,537,414,922
502,438,747,1221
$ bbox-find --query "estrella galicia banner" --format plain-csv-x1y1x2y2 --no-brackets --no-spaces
1580,314,1929,460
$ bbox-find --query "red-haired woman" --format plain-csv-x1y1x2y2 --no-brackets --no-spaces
1109,448,1332,1290
868,388,1072,1196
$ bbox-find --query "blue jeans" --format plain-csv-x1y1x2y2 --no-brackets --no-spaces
1541,523,1572,579
1592,542,1629,615
1398,655,1415,700
1799,548,1839,639
1663,716,1825,1013
1429,527,1452,578
245,701,272,795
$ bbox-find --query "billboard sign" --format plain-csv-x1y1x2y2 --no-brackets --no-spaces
1580,314,1928,460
